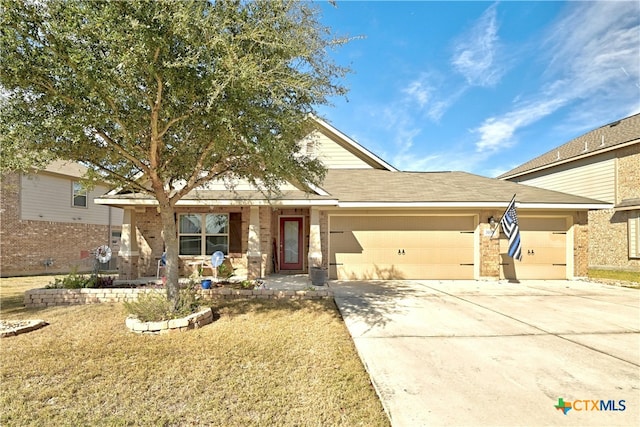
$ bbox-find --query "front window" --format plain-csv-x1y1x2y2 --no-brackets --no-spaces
179,213,229,256
72,181,87,208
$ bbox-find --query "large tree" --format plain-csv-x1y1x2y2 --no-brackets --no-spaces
0,0,348,306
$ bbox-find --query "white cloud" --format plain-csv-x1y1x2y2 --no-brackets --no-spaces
472,1,639,153
402,79,432,108
451,3,503,87
474,97,567,152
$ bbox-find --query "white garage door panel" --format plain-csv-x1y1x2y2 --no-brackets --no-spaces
500,217,568,280
330,216,475,280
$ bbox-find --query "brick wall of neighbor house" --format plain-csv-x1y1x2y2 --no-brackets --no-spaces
1,173,117,276
616,144,640,203
589,144,640,271
589,209,639,270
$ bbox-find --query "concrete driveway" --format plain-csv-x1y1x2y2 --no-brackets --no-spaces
330,280,640,426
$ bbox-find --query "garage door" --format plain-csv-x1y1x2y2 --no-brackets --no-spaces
500,217,567,280
329,215,475,280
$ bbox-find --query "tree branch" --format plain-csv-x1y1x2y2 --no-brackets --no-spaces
94,130,149,175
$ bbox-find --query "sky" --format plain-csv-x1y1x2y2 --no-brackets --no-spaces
314,1,640,177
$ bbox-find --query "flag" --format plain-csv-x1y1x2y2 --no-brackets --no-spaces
500,195,522,261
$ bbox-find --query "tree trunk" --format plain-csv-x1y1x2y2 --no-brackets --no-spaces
158,201,180,310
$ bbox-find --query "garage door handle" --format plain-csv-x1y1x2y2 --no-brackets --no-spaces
459,263,474,266
552,263,567,266
329,262,343,266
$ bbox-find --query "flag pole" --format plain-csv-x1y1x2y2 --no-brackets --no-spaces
489,194,517,240
491,194,517,278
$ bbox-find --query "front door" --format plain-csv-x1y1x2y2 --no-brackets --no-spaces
280,217,303,270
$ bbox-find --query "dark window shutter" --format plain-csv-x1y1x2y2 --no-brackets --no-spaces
229,212,242,254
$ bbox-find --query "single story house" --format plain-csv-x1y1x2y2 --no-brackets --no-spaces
499,113,639,272
95,118,609,282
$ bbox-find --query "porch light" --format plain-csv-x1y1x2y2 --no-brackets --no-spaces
488,216,497,230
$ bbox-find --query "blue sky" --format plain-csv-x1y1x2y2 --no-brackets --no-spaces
315,1,640,177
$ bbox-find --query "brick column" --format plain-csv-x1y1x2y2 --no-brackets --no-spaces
308,207,322,271
247,206,262,279
118,208,139,279
480,214,501,279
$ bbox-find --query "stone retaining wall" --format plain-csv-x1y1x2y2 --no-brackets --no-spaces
24,287,333,308
125,308,214,335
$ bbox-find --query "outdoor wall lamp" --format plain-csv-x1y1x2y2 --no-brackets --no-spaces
489,216,497,230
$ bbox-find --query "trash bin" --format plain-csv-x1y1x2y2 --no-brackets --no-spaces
310,267,327,286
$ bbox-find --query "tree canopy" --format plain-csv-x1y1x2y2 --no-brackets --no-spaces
0,0,348,190
1,0,349,305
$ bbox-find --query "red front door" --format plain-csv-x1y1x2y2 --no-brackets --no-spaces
280,217,303,270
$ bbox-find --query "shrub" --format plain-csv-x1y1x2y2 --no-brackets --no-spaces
217,262,235,280
47,271,116,289
123,286,206,322
47,269,89,289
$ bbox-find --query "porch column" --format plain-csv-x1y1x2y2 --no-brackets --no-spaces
247,206,262,279
308,207,323,270
118,208,139,280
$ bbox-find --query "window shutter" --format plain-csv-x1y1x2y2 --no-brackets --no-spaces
229,212,242,254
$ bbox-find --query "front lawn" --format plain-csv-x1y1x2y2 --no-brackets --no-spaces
588,268,640,287
0,277,389,426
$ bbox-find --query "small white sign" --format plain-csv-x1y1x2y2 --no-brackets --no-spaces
484,229,495,237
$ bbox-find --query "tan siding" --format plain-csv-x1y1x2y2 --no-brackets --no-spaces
21,173,122,225
518,155,615,203
305,130,373,169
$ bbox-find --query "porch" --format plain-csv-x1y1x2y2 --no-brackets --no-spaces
116,205,326,282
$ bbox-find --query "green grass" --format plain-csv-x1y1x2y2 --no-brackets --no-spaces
588,269,640,286
0,277,389,426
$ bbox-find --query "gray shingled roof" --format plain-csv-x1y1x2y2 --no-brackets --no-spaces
321,169,607,205
101,189,334,203
100,169,607,206
498,113,640,179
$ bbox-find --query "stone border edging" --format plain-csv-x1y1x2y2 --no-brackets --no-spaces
0,320,48,338
125,307,214,334
24,287,333,308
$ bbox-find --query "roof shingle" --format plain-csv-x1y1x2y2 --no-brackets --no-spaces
498,113,640,179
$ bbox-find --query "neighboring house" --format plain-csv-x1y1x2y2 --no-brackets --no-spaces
499,113,640,273
96,118,609,282
0,161,123,276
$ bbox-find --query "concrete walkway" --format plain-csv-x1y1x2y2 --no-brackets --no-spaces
330,280,640,426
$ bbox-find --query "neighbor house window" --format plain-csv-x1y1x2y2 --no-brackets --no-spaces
72,181,87,207
629,212,640,259
179,213,229,256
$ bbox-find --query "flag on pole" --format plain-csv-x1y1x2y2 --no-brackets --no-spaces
500,195,522,261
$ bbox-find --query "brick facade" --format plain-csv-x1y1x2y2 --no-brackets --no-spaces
1,173,118,276
117,205,591,281
121,206,319,280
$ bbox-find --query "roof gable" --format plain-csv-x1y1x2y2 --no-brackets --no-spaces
499,113,640,179
309,117,397,171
